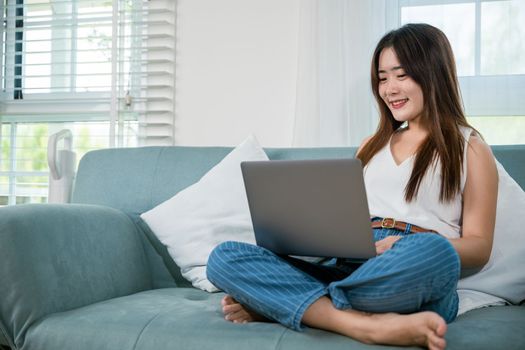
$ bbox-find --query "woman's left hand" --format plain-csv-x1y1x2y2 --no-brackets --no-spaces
375,236,403,255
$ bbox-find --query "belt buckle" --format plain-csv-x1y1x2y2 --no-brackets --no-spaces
381,217,396,229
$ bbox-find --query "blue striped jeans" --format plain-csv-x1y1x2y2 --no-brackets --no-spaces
206,228,460,331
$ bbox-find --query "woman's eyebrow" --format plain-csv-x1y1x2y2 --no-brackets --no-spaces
378,66,404,74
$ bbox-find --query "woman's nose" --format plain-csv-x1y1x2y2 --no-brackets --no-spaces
385,79,399,95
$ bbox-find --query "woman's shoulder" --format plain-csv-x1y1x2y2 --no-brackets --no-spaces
465,133,497,180
467,133,493,159
458,126,494,162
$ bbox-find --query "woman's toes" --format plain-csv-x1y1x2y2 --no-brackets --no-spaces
223,303,242,314
435,320,447,337
427,330,446,350
222,295,236,306
429,337,446,350
226,309,252,323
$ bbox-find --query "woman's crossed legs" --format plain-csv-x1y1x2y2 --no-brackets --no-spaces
207,231,460,350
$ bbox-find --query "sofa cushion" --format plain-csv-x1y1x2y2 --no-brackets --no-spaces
23,288,525,350
24,289,288,350
141,135,268,292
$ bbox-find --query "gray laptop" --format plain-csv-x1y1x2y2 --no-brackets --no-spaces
240,158,376,260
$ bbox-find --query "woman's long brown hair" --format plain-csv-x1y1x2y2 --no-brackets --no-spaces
357,23,474,203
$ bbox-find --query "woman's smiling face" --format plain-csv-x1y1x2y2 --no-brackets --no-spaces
378,47,425,125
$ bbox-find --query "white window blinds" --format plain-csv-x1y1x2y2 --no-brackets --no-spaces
0,0,176,145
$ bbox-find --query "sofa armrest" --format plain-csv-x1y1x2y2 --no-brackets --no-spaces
0,204,152,348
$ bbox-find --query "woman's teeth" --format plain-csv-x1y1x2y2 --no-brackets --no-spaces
391,99,408,109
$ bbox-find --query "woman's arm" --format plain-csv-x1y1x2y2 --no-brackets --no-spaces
448,135,498,268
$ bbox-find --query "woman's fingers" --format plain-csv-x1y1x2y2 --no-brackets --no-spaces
375,236,403,255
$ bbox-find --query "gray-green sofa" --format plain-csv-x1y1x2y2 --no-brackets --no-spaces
1,145,524,350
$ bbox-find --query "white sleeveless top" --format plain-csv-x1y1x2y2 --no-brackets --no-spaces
363,126,472,239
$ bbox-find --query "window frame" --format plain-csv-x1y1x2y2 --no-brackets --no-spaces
388,0,525,117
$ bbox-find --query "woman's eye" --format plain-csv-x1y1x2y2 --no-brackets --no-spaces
379,77,387,82
397,74,407,79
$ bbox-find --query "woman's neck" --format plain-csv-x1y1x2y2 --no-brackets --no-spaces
403,120,428,139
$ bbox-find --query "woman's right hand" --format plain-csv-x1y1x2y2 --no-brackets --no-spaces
375,236,403,255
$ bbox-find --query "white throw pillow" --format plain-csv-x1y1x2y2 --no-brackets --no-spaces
458,160,525,308
141,135,268,292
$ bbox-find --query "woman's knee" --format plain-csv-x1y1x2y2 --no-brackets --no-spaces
389,233,460,287
411,233,459,263
207,241,263,277
209,241,252,265
426,234,459,266
410,234,461,287
207,241,243,285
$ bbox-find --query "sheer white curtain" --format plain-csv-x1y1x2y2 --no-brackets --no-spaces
292,0,388,147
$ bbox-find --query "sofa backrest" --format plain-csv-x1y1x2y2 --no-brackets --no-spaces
72,147,358,217
72,144,525,215
491,145,525,188
71,145,525,287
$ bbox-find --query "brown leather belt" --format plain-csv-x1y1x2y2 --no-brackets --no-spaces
371,217,435,234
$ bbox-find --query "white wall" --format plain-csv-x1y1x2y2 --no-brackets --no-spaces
175,0,300,147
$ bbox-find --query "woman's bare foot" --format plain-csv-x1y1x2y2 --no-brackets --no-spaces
363,311,447,350
221,295,269,324
303,297,448,350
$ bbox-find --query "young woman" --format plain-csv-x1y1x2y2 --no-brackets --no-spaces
206,23,498,350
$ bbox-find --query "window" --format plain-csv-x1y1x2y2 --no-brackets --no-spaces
0,0,175,205
389,0,525,144
0,121,138,205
